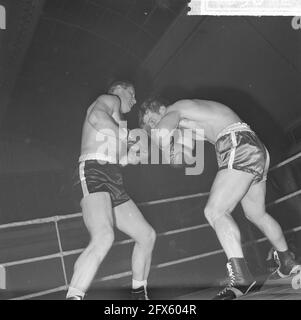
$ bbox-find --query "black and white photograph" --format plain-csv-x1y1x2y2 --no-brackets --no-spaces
0,0,301,303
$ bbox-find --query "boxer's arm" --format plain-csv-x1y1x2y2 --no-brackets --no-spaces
153,110,181,149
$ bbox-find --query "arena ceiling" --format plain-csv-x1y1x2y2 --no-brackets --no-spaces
0,0,188,140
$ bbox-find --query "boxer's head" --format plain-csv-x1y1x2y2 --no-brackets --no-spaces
139,98,168,133
108,81,136,113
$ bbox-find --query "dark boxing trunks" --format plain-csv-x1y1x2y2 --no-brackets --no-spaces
72,160,130,208
215,123,270,183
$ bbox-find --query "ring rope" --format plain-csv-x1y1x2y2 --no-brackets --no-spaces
11,285,68,301
1,185,300,232
9,225,301,300
0,194,210,230
266,189,301,207
138,192,210,207
269,151,301,172
2,224,211,267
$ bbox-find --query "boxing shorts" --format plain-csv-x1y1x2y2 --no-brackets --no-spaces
72,158,130,208
215,122,270,183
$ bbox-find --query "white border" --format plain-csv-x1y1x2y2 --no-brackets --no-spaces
188,0,301,16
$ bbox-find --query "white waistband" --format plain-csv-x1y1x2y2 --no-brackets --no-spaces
216,122,253,141
79,153,117,163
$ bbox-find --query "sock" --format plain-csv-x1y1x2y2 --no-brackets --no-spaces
132,279,147,290
66,286,85,300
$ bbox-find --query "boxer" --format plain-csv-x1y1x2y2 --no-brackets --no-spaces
139,97,300,300
67,81,156,300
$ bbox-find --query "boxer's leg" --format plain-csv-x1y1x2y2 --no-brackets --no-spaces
67,192,114,300
204,169,257,300
241,181,300,277
114,199,156,299
241,180,287,252
204,169,254,258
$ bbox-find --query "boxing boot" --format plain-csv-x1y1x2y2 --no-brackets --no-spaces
272,249,300,278
213,258,257,300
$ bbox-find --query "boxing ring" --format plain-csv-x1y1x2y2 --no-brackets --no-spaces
0,152,301,300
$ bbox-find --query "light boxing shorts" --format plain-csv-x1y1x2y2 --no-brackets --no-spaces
72,156,130,208
215,122,270,183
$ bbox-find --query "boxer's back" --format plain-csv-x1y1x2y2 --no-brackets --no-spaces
170,99,242,143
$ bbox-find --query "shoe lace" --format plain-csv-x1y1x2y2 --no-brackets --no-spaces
273,250,280,265
217,263,236,296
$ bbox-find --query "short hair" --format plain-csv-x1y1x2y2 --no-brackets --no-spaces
139,97,167,127
108,81,134,94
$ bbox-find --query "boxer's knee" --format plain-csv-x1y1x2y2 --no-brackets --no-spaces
204,204,229,227
138,227,156,251
89,228,115,259
148,227,157,249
